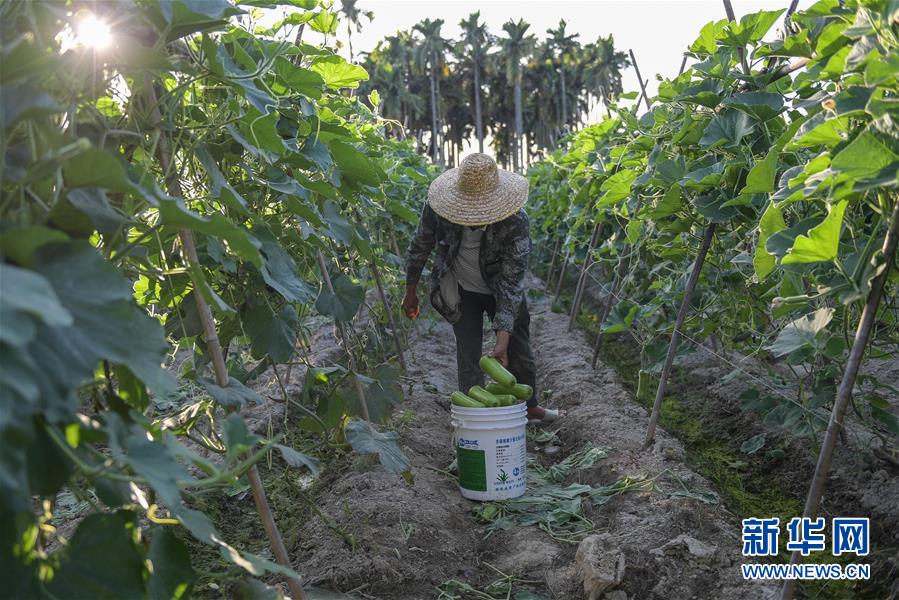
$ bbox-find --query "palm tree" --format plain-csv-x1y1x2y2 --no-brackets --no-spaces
547,20,580,130
458,12,489,153
413,18,448,163
340,0,374,62
582,35,629,116
498,19,534,172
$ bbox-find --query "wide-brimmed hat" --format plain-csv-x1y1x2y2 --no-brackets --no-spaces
428,153,528,226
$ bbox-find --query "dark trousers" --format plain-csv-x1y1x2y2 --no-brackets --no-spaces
453,288,538,407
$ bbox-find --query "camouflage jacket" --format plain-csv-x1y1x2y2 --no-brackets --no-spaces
405,203,531,331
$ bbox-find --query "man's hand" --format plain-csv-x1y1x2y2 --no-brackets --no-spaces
402,284,420,320
491,330,511,367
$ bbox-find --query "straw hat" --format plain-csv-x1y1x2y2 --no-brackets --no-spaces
428,153,528,226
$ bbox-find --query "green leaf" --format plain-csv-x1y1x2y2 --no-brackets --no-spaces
310,56,369,89
274,57,324,99
158,0,242,40
275,444,320,476
648,184,682,219
254,227,314,303
329,140,382,188
754,201,787,281
344,419,411,476
0,83,63,128
722,91,784,121
308,10,339,34
743,146,779,194
790,114,851,148
720,9,784,47
768,308,833,357
689,19,727,54
45,512,147,599
740,433,766,454
0,226,68,267
781,200,847,264
601,300,640,333
243,303,298,363
148,528,195,600
195,147,250,215
597,169,637,206
700,110,755,149
65,188,126,235
315,273,364,322
830,116,899,181
200,376,264,408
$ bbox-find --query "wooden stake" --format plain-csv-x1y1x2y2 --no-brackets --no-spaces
628,49,652,112
644,223,716,447
316,250,371,421
569,222,602,332
370,258,407,372
781,198,899,600
545,236,562,290
553,250,571,299
145,80,305,600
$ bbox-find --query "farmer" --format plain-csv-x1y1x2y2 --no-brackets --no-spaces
402,153,558,424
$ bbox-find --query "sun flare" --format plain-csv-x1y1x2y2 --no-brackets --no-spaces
75,13,112,50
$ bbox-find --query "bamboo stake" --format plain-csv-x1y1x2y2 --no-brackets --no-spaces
553,250,571,299
545,236,562,289
589,197,644,367
144,82,305,600
628,49,652,112
643,224,716,447
316,250,371,421
722,0,751,74
781,198,899,600
370,258,407,372
569,222,602,331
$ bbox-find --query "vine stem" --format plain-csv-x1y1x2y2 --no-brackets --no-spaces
553,250,570,299
643,223,716,448
780,197,899,600
568,222,602,332
315,249,371,421
145,79,305,600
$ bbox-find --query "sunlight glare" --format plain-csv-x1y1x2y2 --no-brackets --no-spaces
76,14,112,50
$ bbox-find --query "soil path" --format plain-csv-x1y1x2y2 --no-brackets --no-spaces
294,278,777,599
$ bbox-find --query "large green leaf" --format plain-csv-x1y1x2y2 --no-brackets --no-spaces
315,273,364,322
45,512,147,599
722,91,784,121
768,308,833,357
329,140,382,188
720,9,784,47
753,200,787,281
253,227,314,303
0,83,63,128
700,110,755,149
148,527,195,600
310,56,369,89
597,169,637,206
781,200,848,264
158,0,242,40
243,303,298,363
830,116,899,181
345,419,411,476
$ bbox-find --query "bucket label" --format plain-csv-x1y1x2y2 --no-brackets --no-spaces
493,433,526,492
457,447,487,491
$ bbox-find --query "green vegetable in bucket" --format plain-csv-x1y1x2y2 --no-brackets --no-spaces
468,385,500,407
451,391,485,408
479,356,516,387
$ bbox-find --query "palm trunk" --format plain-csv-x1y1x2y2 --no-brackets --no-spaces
514,76,523,172
560,67,568,126
473,55,484,153
346,22,354,62
429,62,439,163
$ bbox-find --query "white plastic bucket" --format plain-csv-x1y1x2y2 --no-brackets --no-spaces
451,402,528,501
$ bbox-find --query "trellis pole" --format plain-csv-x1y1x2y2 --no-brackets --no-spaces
145,81,305,600
629,49,652,112
569,222,602,331
643,223,716,447
781,198,899,600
